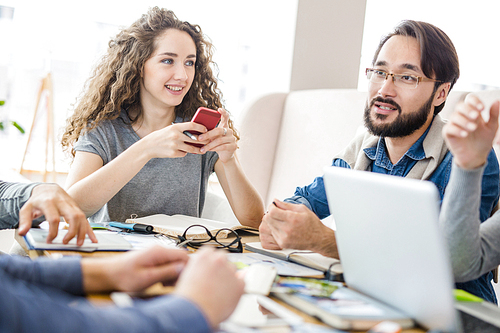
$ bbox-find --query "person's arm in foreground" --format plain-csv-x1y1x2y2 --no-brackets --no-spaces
205,108,264,228
0,246,243,333
441,94,500,281
0,181,95,246
85,246,244,329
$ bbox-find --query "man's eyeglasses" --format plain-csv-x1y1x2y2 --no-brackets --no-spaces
177,224,243,253
365,68,443,89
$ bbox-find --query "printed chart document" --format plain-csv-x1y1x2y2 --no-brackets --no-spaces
126,214,258,239
23,229,132,252
271,277,414,331
245,242,343,280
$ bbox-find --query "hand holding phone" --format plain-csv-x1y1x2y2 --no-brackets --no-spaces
188,107,221,134
184,107,221,147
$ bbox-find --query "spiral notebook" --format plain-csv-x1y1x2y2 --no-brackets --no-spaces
244,241,343,280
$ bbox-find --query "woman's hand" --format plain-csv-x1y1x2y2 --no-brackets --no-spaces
140,122,211,159
443,94,500,170
197,108,238,163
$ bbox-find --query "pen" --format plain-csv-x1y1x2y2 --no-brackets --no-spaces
183,130,197,140
171,121,198,141
171,117,199,142
109,222,154,233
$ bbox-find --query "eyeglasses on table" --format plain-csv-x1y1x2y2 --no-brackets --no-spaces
176,224,243,253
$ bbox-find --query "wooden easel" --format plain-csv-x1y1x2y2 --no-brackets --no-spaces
20,73,56,182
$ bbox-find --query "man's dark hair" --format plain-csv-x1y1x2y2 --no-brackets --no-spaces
372,20,460,114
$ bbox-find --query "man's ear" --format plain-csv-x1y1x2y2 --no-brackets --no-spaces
433,82,451,107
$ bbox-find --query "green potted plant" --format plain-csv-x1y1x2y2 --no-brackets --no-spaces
0,100,24,133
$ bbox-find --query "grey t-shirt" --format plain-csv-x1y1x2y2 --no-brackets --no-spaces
74,110,219,223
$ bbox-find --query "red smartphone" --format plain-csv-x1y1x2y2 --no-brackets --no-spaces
184,107,221,147
190,107,221,133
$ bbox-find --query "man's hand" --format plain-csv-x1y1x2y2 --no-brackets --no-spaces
262,199,338,258
82,246,189,293
17,183,96,246
258,219,282,250
174,247,244,328
443,94,500,170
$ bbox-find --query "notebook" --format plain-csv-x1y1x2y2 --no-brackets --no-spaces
125,214,258,239
244,241,343,280
322,166,461,332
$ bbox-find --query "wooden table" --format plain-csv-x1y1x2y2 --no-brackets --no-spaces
16,231,424,332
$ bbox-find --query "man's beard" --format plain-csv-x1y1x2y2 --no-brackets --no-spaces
364,93,434,138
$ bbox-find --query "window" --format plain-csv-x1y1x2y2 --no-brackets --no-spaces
359,0,500,91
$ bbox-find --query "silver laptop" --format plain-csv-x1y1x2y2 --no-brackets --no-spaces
323,166,460,332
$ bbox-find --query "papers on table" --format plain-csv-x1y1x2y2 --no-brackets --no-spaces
226,252,324,277
119,233,177,250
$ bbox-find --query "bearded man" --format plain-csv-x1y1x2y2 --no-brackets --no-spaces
259,20,500,304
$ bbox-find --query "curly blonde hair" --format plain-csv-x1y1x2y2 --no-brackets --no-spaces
62,7,238,156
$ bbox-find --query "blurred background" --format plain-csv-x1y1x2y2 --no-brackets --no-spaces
0,0,498,183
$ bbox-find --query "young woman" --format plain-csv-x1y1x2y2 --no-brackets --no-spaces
61,7,263,227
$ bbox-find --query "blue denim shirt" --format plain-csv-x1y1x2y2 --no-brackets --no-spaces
286,127,500,304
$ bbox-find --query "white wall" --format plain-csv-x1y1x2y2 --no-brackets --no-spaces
290,0,366,90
